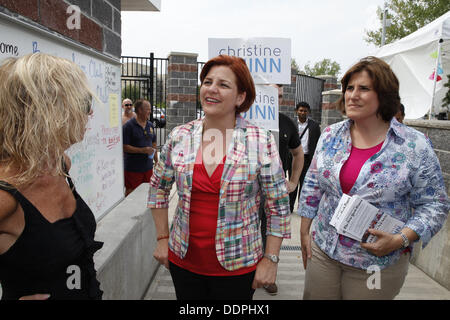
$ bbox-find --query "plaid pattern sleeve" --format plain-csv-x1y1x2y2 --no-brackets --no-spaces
147,127,177,208
259,130,291,238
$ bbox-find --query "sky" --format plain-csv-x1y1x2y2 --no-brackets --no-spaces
121,0,386,78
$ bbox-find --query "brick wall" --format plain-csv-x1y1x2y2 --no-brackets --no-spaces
280,72,297,124
166,52,198,132
316,75,344,129
0,0,121,58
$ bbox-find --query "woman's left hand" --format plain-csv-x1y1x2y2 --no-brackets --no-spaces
252,258,277,289
285,179,297,193
360,229,402,257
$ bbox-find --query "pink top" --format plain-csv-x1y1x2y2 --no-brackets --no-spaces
340,141,384,194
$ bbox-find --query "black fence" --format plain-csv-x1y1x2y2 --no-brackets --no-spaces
121,53,168,147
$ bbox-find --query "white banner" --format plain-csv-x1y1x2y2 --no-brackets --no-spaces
208,37,291,84
241,85,279,131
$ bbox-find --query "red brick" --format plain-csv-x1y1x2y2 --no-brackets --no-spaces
167,94,179,101
168,64,180,72
78,15,103,52
0,0,39,21
284,99,295,106
179,64,191,72
322,103,338,110
324,83,339,90
178,94,196,102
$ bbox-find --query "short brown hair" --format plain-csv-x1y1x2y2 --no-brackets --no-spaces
337,56,400,122
134,99,150,113
200,55,256,113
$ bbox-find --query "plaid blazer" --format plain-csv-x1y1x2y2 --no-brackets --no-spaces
148,115,291,271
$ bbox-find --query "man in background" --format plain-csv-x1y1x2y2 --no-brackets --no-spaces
122,99,157,196
291,101,321,210
122,98,136,124
260,84,304,296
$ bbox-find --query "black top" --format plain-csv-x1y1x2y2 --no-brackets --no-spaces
278,113,301,172
301,118,322,156
0,176,103,300
123,117,157,172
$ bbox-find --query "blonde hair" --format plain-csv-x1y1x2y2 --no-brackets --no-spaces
0,53,94,188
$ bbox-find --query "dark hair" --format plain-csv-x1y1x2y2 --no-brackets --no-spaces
399,103,405,116
134,99,149,113
200,55,256,113
296,101,311,111
337,56,400,122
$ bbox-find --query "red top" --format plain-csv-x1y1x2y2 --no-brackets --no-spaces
340,141,384,194
168,148,257,276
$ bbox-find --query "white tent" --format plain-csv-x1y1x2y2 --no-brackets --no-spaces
375,11,450,119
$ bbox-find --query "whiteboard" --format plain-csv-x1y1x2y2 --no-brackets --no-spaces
0,14,124,220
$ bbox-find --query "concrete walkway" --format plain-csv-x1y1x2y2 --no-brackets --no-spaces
145,188,450,300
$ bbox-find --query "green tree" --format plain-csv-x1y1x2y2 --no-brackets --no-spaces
302,59,341,77
291,58,301,74
121,83,142,101
365,0,450,46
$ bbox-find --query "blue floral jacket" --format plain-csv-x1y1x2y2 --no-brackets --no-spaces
297,118,449,270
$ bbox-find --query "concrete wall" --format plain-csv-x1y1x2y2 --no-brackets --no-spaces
94,183,159,300
404,119,450,290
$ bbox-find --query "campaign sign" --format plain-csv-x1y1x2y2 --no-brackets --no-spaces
241,85,279,131
208,37,291,84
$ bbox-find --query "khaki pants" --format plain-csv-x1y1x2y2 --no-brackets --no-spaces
303,241,409,300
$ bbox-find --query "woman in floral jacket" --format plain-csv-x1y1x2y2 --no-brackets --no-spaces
298,56,449,300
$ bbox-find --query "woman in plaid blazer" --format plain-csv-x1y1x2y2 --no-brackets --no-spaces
148,55,291,300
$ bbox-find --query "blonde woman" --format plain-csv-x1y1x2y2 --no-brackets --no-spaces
0,53,103,300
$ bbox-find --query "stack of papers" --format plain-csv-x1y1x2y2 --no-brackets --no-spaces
330,194,404,243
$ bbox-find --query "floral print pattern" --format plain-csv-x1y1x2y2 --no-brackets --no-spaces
297,118,449,270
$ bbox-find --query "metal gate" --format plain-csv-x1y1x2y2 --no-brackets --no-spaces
294,74,325,124
121,53,168,147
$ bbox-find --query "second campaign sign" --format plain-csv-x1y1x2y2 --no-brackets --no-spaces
208,37,291,85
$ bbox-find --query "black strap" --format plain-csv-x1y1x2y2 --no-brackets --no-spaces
62,157,75,191
0,180,17,193
299,121,310,140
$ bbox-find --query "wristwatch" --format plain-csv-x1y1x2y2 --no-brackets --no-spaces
264,254,280,264
399,232,410,248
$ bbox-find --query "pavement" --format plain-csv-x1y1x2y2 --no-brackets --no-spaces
144,187,450,300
